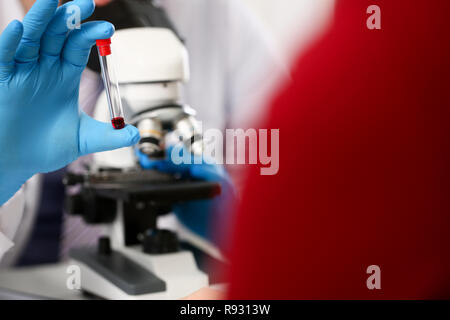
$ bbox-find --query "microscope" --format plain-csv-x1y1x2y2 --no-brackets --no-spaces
63,0,222,299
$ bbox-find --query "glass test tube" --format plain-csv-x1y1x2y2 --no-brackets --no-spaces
96,38,125,130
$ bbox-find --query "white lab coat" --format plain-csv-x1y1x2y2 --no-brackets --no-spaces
0,0,43,265
0,0,286,263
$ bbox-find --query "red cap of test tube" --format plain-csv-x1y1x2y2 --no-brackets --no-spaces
96,38,112,56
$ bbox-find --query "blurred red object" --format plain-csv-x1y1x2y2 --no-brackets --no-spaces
227,0,450,299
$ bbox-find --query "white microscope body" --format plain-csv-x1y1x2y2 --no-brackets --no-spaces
69,28,217,300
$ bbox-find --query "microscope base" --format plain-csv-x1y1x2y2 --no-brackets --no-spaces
70,246,209,300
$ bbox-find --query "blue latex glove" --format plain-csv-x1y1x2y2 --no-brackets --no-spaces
137,146,236,243
0,0,140,205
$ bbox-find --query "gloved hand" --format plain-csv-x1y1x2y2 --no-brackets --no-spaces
0,0,140,205
137,146,236,244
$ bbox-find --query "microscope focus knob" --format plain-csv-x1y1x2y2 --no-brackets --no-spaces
142,229,179,254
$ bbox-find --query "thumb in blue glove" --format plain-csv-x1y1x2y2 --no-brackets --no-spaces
0,0,140,205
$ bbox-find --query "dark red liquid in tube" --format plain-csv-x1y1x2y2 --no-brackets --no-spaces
111,117,125,130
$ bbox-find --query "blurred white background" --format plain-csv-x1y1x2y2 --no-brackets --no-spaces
1,0,336,64
242,0,335,62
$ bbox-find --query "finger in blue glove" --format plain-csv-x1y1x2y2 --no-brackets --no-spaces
0,0,140,205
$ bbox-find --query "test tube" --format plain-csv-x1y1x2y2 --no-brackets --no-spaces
96,38,125,130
